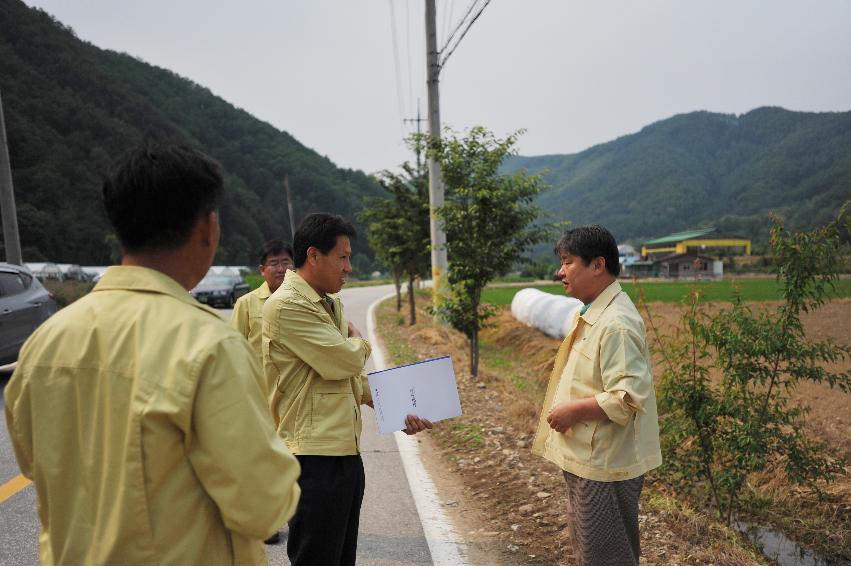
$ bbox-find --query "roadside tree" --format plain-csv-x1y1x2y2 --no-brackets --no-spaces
360,160,430,324
430,126,550,376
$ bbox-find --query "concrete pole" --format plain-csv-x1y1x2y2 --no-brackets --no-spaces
425,0,448,310
0,89,23,265
284,175,296,241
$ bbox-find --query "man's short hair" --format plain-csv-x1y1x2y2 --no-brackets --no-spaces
103,145,224,253
259,239,294,265
293,213,357,268
554,224,621,277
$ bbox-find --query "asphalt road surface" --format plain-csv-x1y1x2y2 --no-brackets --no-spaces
0,283,434,565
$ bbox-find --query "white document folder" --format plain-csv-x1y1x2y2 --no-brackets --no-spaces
367,356,463,435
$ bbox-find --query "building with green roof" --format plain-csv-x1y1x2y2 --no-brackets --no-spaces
641,228,751,257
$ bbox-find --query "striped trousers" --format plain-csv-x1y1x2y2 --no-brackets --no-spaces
562,471,645,566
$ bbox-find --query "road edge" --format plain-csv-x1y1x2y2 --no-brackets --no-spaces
366,293,469,566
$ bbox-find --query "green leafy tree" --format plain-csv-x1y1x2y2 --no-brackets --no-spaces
430,126,551,376
644,203,851,524
360,157,430,324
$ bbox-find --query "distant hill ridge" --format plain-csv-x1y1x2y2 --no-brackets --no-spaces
504,107,851,245
0,0,382,264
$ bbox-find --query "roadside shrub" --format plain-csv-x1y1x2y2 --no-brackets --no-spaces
43,280,94,308
644,203,851,525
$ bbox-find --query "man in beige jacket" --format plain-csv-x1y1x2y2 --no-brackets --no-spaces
5,145,300,565
263,213,431,566
533,225,662,566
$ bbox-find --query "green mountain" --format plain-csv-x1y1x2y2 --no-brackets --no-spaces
0,0,383,265
505,107,851,246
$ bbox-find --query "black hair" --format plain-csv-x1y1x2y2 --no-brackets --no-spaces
554,224,621,276
293,213,357,268
103,145,224,253
259,239,294,265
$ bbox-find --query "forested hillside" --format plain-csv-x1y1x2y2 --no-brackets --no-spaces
505,107,851,245
0,0,382,265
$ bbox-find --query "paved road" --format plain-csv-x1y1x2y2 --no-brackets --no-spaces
0,284,433,565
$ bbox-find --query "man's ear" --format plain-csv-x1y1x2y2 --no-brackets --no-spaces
594,256,606,273
197,211,219,247
306,246,318,265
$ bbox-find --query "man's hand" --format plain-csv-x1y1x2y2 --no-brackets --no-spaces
547,397,609,433
347,321,363,339
402,414,433,435
547,401,580,433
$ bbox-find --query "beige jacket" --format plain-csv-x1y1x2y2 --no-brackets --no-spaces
231,281,274,397
532,280,662,481
5,266,301,565
262,270,372,456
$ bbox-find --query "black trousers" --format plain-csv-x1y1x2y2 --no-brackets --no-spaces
287,454,365,566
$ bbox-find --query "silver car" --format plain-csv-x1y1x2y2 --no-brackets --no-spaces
0,262,59,366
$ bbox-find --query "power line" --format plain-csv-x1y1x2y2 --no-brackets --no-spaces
440,0,491,68
405,0,415,122
440,0,479,57
388,0,406,138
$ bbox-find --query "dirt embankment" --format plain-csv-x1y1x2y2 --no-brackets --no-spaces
375,297,851,565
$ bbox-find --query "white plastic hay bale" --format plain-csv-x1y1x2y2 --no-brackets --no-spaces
510,288,543,325
510,288,583,339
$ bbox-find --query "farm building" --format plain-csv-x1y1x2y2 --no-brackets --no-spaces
641,227,750,258
621,253,724,280
656,253,723,280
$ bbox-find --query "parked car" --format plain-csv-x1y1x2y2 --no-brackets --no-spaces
0,263,59,366
190,273,250,308
24,262,63,282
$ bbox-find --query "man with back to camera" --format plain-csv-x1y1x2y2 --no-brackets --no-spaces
231,238,295,545
4,145,301,565
532,224,662,566
263,212,433,566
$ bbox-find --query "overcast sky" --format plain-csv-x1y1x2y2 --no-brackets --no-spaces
23,0,851,174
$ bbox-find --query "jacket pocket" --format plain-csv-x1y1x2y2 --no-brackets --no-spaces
310,390,354,442
568,420,598,462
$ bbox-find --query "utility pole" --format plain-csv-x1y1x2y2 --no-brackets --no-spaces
0,89,22,265
283,175,296,241
425,0,447,311
403,100,427,171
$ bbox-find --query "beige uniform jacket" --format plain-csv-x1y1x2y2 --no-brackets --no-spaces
231,281,272,360
4,266,301,566
231,281,274,397
262,270,372,456
532,280,662,481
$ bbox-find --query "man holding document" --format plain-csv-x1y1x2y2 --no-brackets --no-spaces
263,213,432,566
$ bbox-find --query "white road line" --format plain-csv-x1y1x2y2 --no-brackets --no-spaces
366,293,469,566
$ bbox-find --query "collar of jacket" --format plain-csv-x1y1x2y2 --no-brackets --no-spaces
256,280,272,300
93,265,221,317
579,280,623,326
283,269,337,306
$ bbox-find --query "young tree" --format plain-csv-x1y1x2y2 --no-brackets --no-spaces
430,126,550,376
645,203,851,525
360,161,430,324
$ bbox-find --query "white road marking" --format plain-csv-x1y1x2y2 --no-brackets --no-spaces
366,293,469,566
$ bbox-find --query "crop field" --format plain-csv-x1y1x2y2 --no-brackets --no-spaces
482,277,851,306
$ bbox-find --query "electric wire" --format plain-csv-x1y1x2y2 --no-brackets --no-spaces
440,0,479,55
388,0,407,138
405,0,415,133
440,0,491,68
